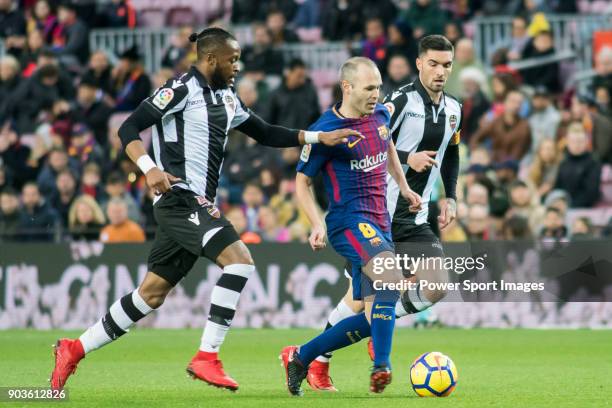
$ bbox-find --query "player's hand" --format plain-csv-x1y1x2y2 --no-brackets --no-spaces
438,198,457,230
402,188,422,212
318,129,365,146
407,151,438,172
145,167,182,195
308,224,327,251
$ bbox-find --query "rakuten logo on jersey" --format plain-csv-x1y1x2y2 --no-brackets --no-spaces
350,152,388,172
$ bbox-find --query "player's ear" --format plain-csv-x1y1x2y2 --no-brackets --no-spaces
205,52,217,67
416,57,422,72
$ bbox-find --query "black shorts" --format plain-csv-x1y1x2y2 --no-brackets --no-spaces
147,188,240,286
392,222,445,259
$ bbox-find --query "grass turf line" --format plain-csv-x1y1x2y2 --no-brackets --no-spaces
0,328,610,407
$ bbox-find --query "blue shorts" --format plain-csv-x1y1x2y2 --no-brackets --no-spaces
328,219,393,300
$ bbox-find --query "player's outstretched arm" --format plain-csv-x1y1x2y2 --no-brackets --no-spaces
295,172,326,251
236,112,363,147
387,140,422,212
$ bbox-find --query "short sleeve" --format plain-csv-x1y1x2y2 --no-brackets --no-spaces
230,95,251,129
382,90,408,134
142,78,189,118
296,143,329,177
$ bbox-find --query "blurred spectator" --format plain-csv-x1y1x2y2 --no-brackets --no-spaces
0,55,21,122
527,138,561,199
381,55,413,99
0,123,39,190
226,205,261,244
520,30,561,94
445,38,485,98
27,0,59,44
266,9,299,45
592,47,612,112
443,20,463,45
19,181,59,241
507,180,544,232
10,62,75,133
36,147,80,197
544,189,570,215
0,164,9,192
237,77,269,119
241,183,264,232
68,194,105,241
99,197,145,243
321,0,364,41
231,0,262,24
464,204,492,240
539,206,568,240
258,206,290,242
466,182,489,206
399,0,448,39
0,187,20,240
594,84,611,117
527,86,560,158
488,71,519,117
79,162,103,199
161,26,195,72
571,216,594,241
101,0,136,28
553,123,601,208
471,90,531,162
241,24,284,77
503,15,530,61
268,58,320,130
100,171,141,222
139,186,156,236
501,214,532,240
0,0,26,57
53,2,89,65
74,77,114,147
20,29,45,77
566,94,612,164
111,45,152,112
361,17,387,70
384,21,417,74
49,168,77,227
292,0,321,28
67,123,105,166
81,50,114,97
458,67,490,144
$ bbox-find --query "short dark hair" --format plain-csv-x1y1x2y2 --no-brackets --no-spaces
287,58,306,71
0,187,18,197
189,27,236,59
418,34,454,56
39,63,59,79
546,206,562,216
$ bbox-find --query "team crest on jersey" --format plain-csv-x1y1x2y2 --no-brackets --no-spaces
384,102,395,116
224,95,235,112
449,114,457,131
378,125,389,140
207,206,221,219
300,144,312,162
152,88,174,109
370,237,382,247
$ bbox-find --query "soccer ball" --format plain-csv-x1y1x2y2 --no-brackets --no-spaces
410,351,458,397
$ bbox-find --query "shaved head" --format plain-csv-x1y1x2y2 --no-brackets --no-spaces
339,57,379,84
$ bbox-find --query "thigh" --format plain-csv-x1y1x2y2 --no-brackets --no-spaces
147,226,199,286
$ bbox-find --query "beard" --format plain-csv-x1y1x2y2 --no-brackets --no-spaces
210,67,227,89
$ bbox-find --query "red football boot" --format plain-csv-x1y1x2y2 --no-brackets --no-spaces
186,351,239,391
370,365,392,393
50,339,85,390
367,338,375,361
306,360,337,391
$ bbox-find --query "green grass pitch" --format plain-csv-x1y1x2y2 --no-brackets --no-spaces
1,328,611,407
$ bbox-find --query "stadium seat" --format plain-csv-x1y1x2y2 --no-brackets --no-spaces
138,8,166,28
166,7,197,27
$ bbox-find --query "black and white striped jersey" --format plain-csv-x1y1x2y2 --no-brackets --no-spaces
382,78,462,226
142,66,250,202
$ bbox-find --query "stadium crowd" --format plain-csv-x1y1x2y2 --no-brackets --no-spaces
0,0,612,244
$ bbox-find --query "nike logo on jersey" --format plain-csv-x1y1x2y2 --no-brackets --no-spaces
347,138,362,149
171,80,183,89
188,212,200,226
391,91,402,101
374,304,393,310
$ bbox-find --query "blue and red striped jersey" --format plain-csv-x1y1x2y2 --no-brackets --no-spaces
297,103,392,233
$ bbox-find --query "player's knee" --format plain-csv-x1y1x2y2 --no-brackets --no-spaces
138,283,170,309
